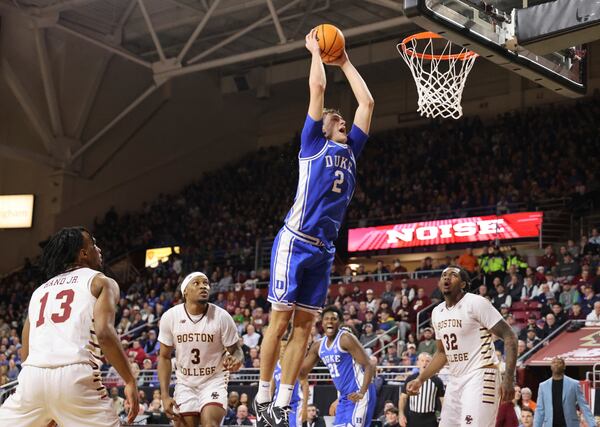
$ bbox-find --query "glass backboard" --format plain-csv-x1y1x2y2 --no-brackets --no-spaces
404,0,587,96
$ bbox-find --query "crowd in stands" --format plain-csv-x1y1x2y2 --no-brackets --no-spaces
1,95,600,425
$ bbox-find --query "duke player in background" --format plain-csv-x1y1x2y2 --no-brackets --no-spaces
0,226,139,426
255,27,375,427
157,272,244,427
407,267,518,427
299,306,376,427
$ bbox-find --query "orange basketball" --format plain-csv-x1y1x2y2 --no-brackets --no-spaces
315,24,345,63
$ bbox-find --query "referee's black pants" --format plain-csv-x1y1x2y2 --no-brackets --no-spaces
407,411,437,427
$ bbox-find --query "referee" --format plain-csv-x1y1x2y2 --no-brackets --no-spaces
399,352,444,427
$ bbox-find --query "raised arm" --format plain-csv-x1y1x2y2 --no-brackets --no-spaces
340,332,375,402
91,275,138,424
490,319,517,402
299,340,321,380
406,340,447,395
306,29,326,121
331,52,374,134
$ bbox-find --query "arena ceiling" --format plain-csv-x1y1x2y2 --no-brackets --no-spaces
0,0,410,170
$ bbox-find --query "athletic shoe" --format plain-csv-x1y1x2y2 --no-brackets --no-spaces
263,404,291,427
253,399,272,427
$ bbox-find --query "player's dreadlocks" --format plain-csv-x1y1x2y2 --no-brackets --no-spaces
39,226,89,281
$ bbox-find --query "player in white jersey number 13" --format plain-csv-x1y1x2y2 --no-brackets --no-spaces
406,267,518,427
157,272,244,427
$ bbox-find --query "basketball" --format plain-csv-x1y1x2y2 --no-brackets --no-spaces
315,24,345,63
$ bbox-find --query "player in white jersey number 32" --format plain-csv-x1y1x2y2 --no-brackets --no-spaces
407,267,518,427
158,272,244,427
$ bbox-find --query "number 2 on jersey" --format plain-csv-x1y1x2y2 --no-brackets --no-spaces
331,170,344,193
36,289,75,327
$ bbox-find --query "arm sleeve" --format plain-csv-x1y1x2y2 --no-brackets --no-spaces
471,295,504,330
157,311,173,347
575,380,596,427
533,384,544,427
300,114,326,158
221,310,240,348
346,124,369,159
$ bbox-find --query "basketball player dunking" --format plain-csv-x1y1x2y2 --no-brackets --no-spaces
254,28,375,427
157,272,244,427
407,267,518,427
0,227,139,426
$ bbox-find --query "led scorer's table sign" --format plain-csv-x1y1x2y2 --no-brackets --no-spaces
0,194,35,229
348,212,543,252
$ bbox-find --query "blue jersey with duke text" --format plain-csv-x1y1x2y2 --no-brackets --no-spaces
284,115,368,247
273,361,301,407
318,329,365,397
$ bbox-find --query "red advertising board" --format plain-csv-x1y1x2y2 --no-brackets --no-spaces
525,326,600,366
348,212,543,252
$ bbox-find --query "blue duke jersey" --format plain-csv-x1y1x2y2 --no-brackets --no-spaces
318,329,376,427
268,114,369,313
273,361,301,408
285,114,368,246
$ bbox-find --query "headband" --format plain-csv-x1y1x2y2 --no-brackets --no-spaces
180,272,208,295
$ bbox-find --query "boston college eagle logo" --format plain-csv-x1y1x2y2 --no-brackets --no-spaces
465,415,473,424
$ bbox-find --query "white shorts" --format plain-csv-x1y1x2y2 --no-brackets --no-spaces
0,363,119,427
439,367,501,427
174,374,228,417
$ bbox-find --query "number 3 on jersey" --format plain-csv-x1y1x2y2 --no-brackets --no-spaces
331,170,344,193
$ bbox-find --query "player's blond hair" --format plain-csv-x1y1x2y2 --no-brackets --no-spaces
323,108,342,117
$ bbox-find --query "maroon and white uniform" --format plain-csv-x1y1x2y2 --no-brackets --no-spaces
431,293,504,427
158,303,239,415
0,267,119,427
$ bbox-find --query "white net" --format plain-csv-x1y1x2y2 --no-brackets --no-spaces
397,33,478,120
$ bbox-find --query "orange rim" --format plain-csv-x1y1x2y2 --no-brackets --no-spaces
400,32,478,61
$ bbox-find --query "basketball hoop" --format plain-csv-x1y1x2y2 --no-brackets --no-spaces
397,32,478,120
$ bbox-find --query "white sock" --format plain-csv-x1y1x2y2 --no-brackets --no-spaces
256,380,272,404
274,384,294,407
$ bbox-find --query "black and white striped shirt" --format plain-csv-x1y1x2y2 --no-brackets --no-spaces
401,373,445,413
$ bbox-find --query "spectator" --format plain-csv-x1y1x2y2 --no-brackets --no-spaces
415,257,435,278
359,323,377,355
242,324,261,348
302,404,326,427
550,303,567,326
580,285,598,315
234,404,253,426
366,289,380,313
412,288,431,313
542,314,560,338
391,259,408,279
416,327,436,356
381,281,396,305
519,407,533,427
129,340,147,367
458,247,478,274
373,260,391,282
568,303,585,321
144,330,160,358
519,387,536,411
109,387,125,416
383,407,400,427
396,278,416,305
521,277,536,300
6,359,19,381
533,357,595,427
558,282,581,311
492,284,512,310
506,247,528,274
539,245,557,271
377,401,396,425
517,340,527,359
524,327,542,350
585,301,600,326
555,254,580,283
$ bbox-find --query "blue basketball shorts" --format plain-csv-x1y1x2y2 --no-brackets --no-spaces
334,385,377,427
267,226,335,313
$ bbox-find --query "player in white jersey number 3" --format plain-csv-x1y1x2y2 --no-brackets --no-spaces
0,226,139,426
407,267,518,427
158,272,244,427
